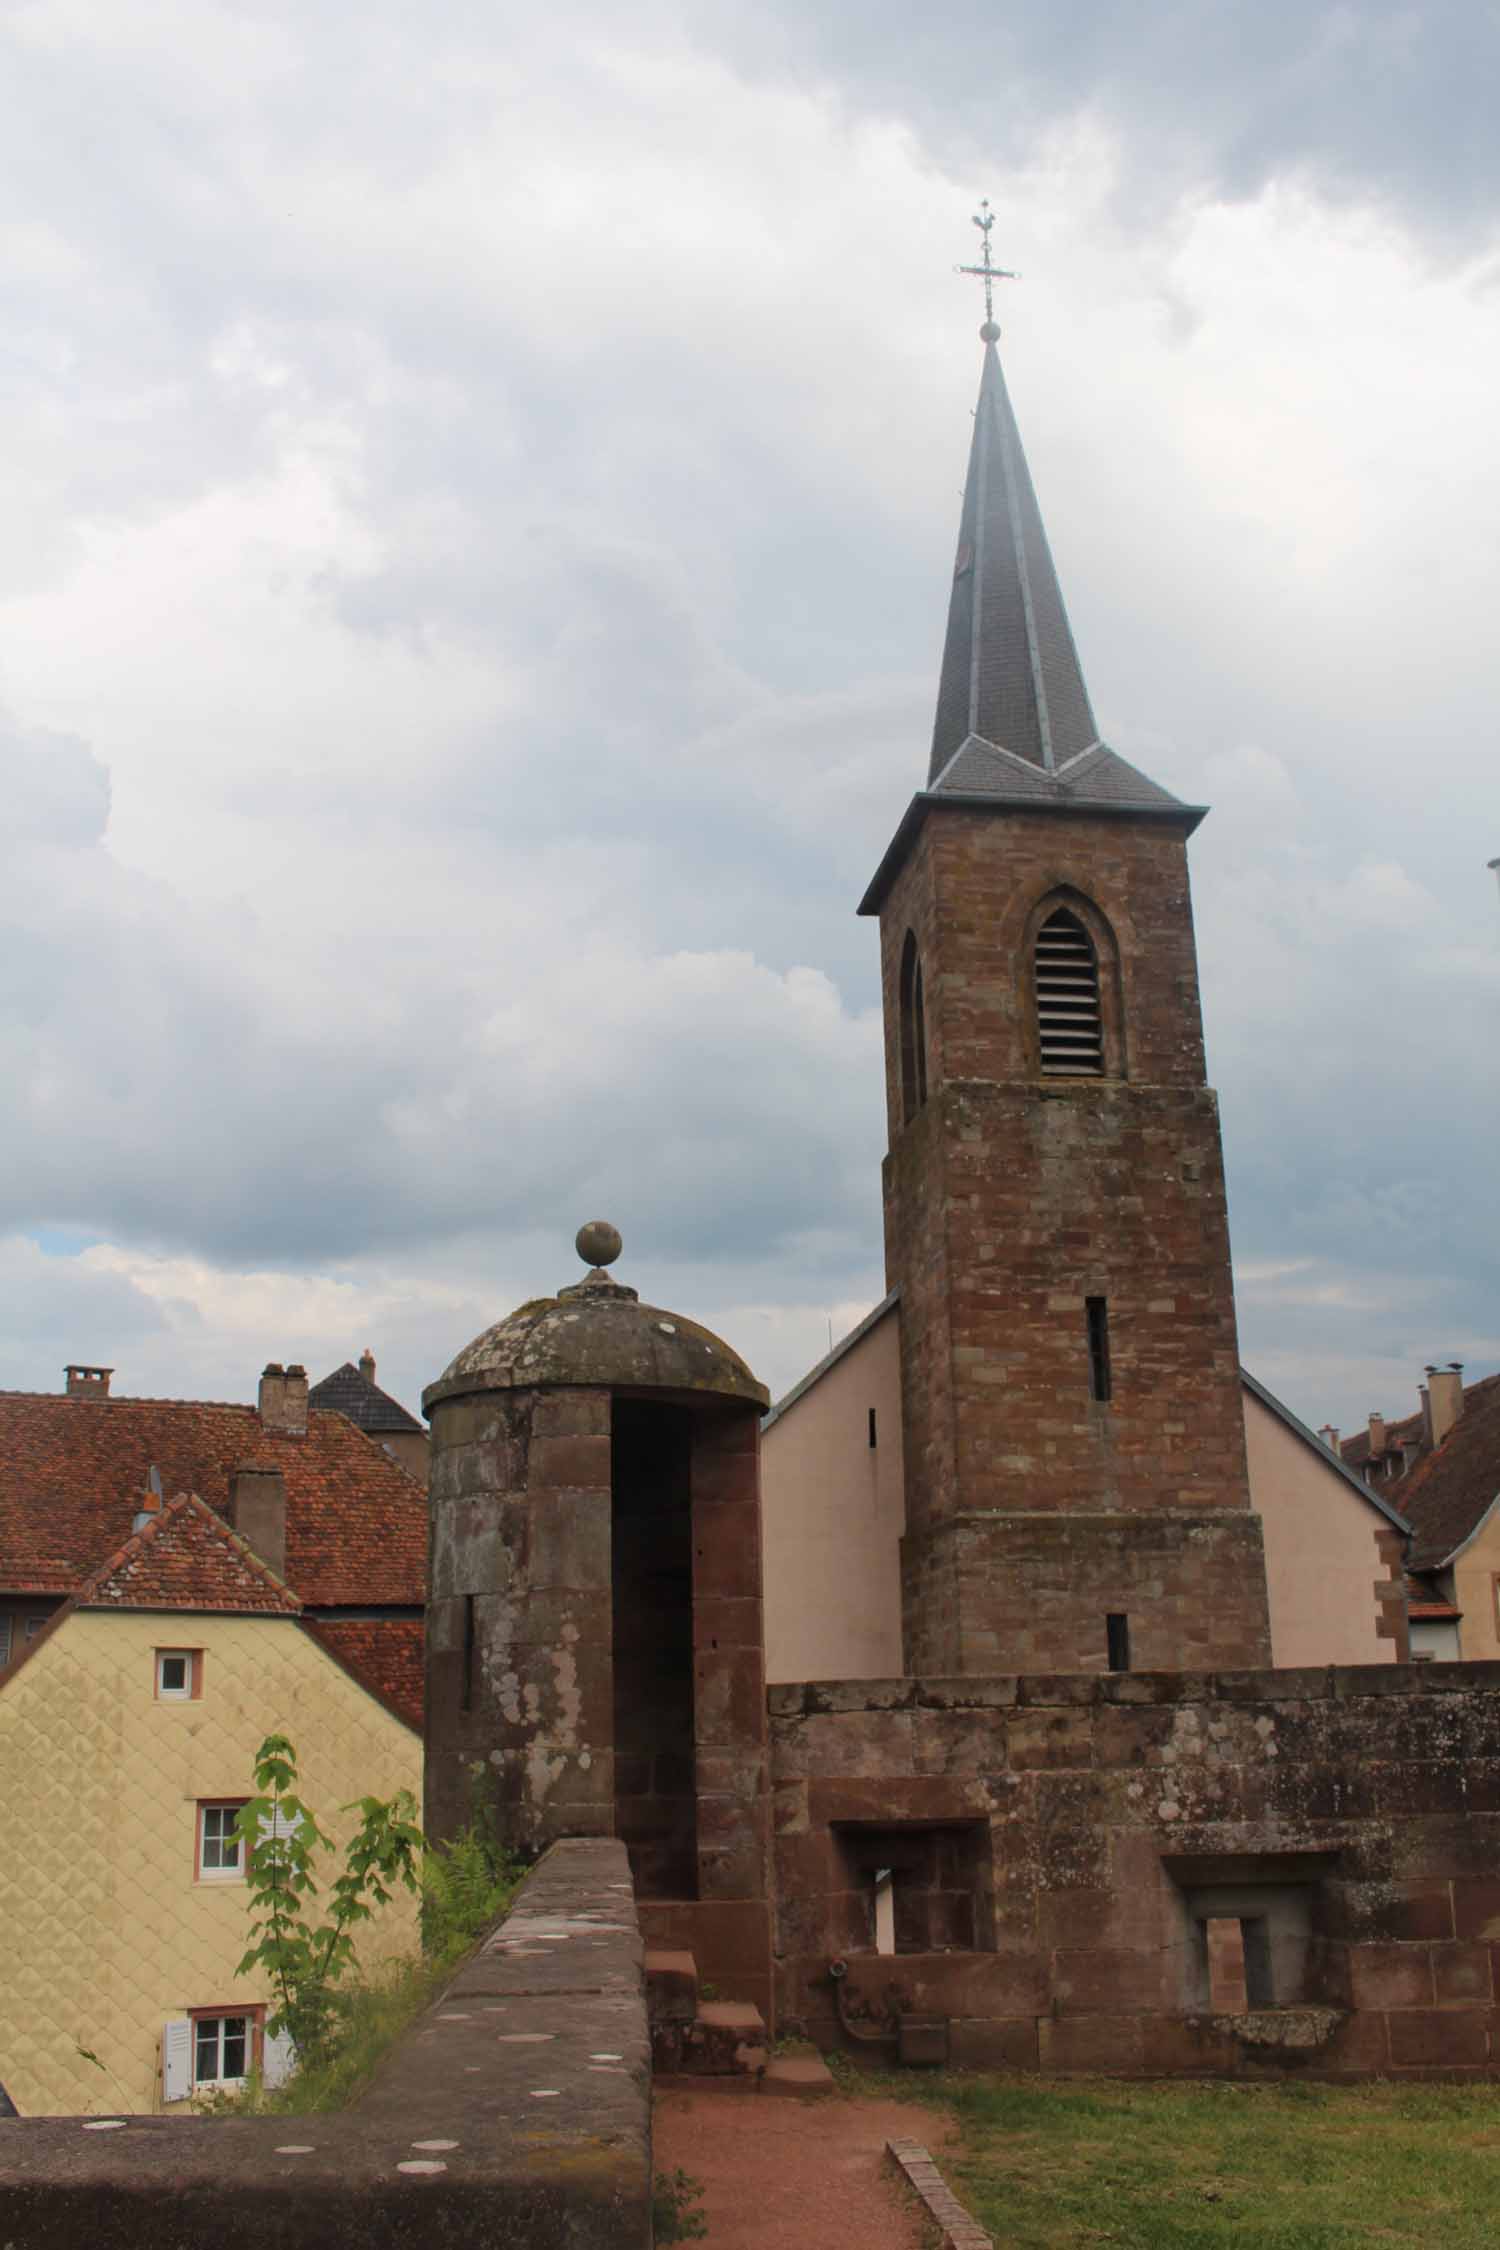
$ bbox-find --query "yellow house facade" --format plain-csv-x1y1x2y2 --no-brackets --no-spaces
0,1497,421,2118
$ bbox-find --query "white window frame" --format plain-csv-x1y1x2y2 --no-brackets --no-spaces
197,1801,247,1882
191,2011,254,2089
0,1616,11,1668
156,1649,195,1699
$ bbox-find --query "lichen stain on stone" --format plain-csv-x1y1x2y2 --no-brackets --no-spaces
525,1743,566,1804
550,1636,583,1744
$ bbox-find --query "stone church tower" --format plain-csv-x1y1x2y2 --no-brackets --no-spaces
860,320,1273,1678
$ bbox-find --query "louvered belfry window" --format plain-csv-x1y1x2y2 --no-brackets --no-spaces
1034,908,1104,1076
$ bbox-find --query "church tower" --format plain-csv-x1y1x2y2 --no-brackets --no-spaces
861,272,1271,1678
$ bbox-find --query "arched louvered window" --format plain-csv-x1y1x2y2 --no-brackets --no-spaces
1034,907,1104,1076
899,931,929,1122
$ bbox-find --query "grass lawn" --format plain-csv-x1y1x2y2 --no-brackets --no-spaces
854,2070,1500,2248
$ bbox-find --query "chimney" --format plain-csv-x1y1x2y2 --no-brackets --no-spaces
65,1365,112,1399
1317,1424,1341,1454
359,1349,377,1387
1420,1370,1435,1447
1368,1411,1386,1454
1429,1362,1465,1448
229,1462,287,1580
258,1362,308,1437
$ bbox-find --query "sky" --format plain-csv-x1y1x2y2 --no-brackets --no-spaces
1,0,1496,1440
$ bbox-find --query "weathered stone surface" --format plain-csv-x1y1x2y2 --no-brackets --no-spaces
424,1280,767,1414
771,1667,1500,2078
878,806,1271,1680
0,1839,651,2248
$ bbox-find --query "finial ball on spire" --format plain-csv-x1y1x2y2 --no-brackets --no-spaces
576,1220,623,1270
979,319,1001,343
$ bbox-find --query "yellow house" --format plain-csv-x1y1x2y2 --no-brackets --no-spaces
0,1493,422,2118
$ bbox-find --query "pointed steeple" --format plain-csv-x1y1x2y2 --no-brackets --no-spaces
928,337,1099,782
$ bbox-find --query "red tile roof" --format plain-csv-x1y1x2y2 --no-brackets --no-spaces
1399,1373,1500,1572
304,1617,424,1734
0,1392,426,1606
76,1491,302,1614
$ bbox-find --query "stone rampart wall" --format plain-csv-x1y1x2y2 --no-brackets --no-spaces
0,1838,651,2247
770,1663,1500,2077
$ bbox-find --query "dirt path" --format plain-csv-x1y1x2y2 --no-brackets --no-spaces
652,2087,950,2250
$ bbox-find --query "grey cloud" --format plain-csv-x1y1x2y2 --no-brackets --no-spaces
709,0,1500,237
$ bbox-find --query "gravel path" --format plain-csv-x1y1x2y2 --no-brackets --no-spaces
653,2085,947,2249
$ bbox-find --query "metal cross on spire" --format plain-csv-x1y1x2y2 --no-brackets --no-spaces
954,200,1018,339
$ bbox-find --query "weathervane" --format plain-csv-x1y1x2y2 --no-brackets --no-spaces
954,200,1018,340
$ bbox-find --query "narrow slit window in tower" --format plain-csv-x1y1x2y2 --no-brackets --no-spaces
899,932,929,1121
1106,1612,1131,1672
1035,907,1104,1075
1086,1296,1112,1402
461,1593,475,1713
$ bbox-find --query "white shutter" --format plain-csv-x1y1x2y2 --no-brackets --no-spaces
261,2023,297,2091
162,2018,193,2103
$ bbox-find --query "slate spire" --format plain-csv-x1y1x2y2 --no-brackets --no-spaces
928,337,1100,783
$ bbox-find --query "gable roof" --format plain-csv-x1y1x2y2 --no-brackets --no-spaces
309,1361,425,1438
75,1490,302,1614
1395,1372,1500,1571
1340,1404,1425,1477
1240,1368,1413,1534
304,1616,424,1734
762,1291,900,1432
0,1391,426,1606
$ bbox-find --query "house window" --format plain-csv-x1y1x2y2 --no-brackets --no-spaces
197,1801,247,1881
899,931,929,1122
192,2011,253,2088
1034,907,1104,1075
156,1649,200,1699
0,1617,11,1668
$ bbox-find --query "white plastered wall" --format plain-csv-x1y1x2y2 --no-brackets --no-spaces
761,1304,905,1683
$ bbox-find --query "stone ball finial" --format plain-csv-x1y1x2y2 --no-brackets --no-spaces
576,1219,623,1270
979,318,1001,343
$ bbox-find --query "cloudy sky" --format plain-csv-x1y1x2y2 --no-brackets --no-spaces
1,0,1496,1439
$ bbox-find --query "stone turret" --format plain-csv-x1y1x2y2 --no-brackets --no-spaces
422,1224,773,2017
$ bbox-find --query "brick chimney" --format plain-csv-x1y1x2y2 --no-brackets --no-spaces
65,1365,112,1399
257,1362,308,1436
1429,1362,1465,1449
359,1348,377,1386
229,1462,287,1580
1368,1411,1386,1455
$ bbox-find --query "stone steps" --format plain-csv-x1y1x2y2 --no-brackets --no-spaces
645,1948,834,2096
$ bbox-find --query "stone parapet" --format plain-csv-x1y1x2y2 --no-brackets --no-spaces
0,1837,651,2248
770,1665,1500,2079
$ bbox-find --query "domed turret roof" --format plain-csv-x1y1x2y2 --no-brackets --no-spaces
422,1225,767,1414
